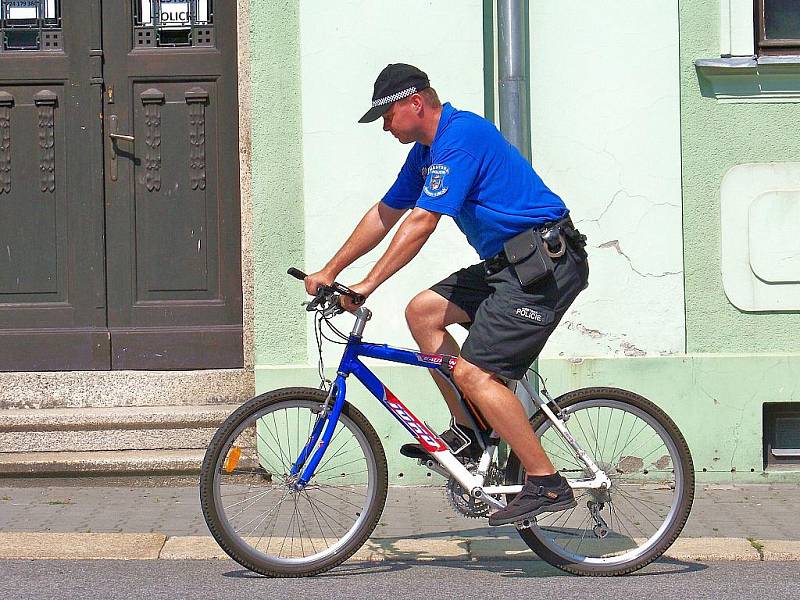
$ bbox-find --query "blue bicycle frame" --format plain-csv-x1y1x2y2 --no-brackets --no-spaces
289,306,612,501
290,327,463,487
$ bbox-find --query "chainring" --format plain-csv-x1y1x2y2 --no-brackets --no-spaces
444,465,503,519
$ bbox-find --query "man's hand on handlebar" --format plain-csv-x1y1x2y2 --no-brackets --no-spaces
287,267,367,314
338,281,372,313
303,269,336,297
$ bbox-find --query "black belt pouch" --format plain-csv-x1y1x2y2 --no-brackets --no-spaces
503,228,554,287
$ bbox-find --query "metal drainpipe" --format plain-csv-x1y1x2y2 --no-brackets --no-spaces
497,0,531,162
496,0,540,406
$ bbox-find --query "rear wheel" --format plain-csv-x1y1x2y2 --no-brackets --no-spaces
200,387,388,577
505,387,694,576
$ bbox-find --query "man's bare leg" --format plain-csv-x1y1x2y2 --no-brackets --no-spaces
405,290,472,425
452,356,555,476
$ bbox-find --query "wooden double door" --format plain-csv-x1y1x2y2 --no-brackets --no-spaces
0,1,243,370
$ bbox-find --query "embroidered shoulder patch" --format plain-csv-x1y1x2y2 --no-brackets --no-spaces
423,164,450,197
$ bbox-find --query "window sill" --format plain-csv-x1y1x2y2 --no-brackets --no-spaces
695,55,800,102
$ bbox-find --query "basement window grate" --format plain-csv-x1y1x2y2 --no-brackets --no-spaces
764,403,800,469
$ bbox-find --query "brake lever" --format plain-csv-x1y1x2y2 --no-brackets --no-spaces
305,297,323,312
322,301,344,318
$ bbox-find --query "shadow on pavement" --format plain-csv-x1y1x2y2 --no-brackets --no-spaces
221,556,707,580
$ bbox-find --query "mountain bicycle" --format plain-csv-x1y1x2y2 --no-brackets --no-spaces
199,268,694,577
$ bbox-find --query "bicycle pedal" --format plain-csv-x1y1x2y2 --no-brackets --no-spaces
515,518,534,530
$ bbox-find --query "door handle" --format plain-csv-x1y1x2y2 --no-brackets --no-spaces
109,132,135,142
108,115,134,181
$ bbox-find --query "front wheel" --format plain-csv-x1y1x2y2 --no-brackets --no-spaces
199,387,388,577
505,387,694,576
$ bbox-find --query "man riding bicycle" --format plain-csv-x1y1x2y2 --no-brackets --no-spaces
304,63,589,526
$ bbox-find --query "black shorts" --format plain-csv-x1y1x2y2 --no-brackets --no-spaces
430,244,589,380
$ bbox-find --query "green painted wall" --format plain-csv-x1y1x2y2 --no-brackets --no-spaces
680,1,800,352
256,354,800,484
250,0,306,365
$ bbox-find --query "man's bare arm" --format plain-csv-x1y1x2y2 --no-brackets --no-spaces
305,202,406,295
324,202,407,275
360,207,442,291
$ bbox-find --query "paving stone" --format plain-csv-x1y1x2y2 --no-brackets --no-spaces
0,480,798,545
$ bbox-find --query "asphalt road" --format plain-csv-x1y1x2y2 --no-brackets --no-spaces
4,559,799,599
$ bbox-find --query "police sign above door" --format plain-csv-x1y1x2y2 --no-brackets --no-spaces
138,0,211,27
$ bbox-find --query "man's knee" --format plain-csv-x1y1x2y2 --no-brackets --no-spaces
405,290,443,331
452,357,498,395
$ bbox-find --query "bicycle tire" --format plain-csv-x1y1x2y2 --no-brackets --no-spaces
505,386,694,576
199,387,388,577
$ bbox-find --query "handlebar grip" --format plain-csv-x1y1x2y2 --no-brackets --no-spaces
287,267,307,281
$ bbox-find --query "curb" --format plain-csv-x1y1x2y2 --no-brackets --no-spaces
1,533,799,562
0,533,166,560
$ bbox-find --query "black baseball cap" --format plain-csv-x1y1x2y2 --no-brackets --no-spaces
358,63,430,123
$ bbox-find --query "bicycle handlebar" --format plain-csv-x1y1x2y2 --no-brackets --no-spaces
287,267,366,308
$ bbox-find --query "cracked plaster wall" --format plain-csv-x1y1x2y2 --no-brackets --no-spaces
529,1,685,358
254,1,686,366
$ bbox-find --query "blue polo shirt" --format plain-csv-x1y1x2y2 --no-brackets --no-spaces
381,102,567,259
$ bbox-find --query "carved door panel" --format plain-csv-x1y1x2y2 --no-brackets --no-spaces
0,0,109,370
103,1,243,369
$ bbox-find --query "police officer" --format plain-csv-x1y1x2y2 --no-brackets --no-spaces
304,64,589,525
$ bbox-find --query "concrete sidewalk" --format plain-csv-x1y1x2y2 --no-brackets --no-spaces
0,477,798,562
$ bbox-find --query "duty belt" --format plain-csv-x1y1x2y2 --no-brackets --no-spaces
484,216,586,276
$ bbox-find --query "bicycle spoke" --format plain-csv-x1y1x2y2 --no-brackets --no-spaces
547,426,583,462
301,490,331,547
284,412,292,475
542,439,585,471
612,487,667,527
277,498,297,558
619,431,663,468
261,416,291,472
314,456,366,478
610,420,650,467
314,423,349,471
315,436,360,475
608,500,638,542
223,486,279,514
306,484,367,511
571,410,598,458
601,406,614,461
300,492,361,531
241,487,291,537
